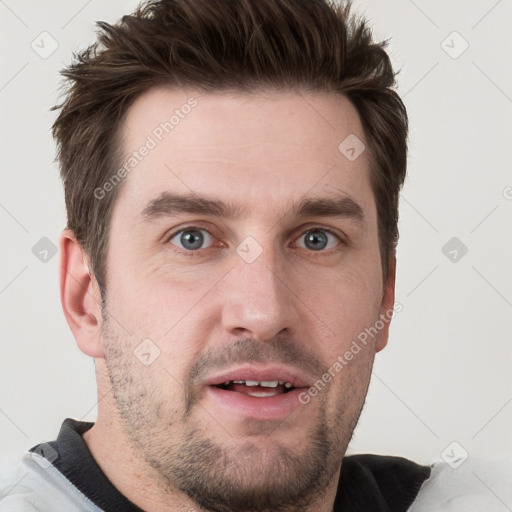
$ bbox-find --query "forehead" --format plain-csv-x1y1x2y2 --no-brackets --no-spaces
117,87,374,222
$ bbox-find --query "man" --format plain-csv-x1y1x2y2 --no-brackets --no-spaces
1,0,510,511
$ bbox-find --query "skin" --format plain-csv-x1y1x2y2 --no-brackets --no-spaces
60,87,396,512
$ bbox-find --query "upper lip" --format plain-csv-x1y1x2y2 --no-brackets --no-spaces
203,364,313,388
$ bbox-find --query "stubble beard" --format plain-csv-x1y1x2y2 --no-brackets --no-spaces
101,319,364,512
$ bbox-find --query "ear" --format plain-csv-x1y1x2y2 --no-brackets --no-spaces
59,229,105,358
375,255,397,353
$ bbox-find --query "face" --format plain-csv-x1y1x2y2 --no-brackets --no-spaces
99,87,394,511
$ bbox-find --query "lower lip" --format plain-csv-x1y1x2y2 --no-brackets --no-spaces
206,386,307,421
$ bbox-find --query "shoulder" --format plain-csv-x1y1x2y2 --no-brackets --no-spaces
408,456,512,512
0,455,39,511
0,452,101,512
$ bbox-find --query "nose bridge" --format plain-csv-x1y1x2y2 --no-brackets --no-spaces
221,238,299,340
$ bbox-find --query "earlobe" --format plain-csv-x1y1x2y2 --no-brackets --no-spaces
59,229,105,358
375,255,397,353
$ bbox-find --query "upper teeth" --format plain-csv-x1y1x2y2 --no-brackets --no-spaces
224,380,293,388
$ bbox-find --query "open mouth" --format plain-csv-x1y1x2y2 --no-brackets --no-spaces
214,380,296,397
204,366,311,420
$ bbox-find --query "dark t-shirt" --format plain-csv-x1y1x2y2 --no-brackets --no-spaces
29,418,431,511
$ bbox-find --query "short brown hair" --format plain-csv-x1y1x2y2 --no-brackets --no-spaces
53,0,407,296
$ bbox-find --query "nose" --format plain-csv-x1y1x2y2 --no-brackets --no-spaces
220,246,301,342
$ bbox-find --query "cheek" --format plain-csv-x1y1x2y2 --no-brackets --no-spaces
296,262,382,337
327,348,374,438
102,262,213,381
314,312,376,415
106,237,234,331
102,321,188,423
295,266,383,410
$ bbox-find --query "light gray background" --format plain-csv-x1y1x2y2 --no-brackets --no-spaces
1,0,511,469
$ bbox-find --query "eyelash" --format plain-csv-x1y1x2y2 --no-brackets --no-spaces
165,225,345,258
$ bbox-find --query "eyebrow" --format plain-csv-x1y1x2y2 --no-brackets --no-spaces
141,191,365,226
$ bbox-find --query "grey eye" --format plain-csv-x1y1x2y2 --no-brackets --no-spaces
169,229,214,250
296,229,339,251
